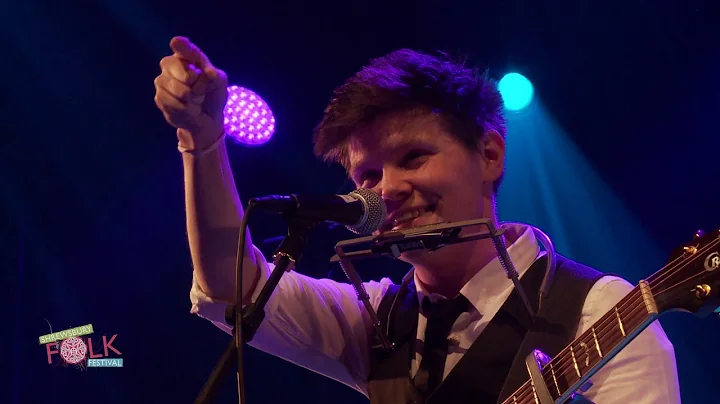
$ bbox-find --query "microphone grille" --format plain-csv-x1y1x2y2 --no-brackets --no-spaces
346,188,386,235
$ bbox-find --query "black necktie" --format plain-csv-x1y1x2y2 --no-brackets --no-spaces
413,294,470,399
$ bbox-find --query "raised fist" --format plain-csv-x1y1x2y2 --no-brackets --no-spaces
154,37,228,150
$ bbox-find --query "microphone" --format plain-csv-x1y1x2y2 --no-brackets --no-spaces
250,188,387,235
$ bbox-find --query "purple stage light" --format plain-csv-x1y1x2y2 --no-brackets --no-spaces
223,86,275,146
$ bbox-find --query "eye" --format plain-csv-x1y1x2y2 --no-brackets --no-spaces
400,150,430,168
358,169,381,185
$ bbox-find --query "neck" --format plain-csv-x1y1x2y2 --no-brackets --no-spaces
413,239,496,297
412,216,520,297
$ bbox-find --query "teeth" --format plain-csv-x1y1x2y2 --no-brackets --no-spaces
393,209,424,226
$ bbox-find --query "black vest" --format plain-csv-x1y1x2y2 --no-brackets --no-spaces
367,254,606,404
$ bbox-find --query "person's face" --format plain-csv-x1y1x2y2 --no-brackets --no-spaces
346,111,505,264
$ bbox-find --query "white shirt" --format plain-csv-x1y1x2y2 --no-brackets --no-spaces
190,224,681,403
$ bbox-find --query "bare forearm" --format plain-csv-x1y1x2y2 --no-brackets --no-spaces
183,142,258,303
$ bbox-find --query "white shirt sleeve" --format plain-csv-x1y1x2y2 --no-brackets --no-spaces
189,244,393,397
578,276,682,403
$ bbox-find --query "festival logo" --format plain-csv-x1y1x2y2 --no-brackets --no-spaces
39,322,123,368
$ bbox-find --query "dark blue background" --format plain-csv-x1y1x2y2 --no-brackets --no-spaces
2,0,718,402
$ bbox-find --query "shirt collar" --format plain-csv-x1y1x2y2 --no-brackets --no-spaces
413,223,541,314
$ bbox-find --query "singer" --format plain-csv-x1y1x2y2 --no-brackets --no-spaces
154,37,680,403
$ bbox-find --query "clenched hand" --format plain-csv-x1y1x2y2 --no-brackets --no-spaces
154,36,228,150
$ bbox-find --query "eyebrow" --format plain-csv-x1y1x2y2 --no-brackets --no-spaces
348,137,434,178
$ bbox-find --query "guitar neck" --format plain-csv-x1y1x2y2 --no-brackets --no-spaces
503,284,658,404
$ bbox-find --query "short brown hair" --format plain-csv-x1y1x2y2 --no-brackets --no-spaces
312,49,507,192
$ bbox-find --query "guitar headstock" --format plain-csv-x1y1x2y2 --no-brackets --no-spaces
651,229,720,317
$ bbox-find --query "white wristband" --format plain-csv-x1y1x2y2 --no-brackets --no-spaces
178,133,226,158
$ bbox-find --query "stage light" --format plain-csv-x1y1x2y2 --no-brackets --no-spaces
498,73,534,111
223,86,275,146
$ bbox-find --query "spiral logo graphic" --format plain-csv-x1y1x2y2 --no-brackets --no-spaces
60,337,88,364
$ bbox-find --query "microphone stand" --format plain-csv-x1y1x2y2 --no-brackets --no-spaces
194,214,318,404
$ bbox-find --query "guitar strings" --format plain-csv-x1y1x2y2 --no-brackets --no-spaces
540,235,720,387
536,293,645,397
534,239,714,396
504,235,719,404
509,301,649,404
653,270,718,297
647,235,719,285
649,237,720,294
506,238,718,404
506,291,647,404
539,294,646,394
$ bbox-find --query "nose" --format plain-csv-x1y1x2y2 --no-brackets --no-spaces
375,166,412,205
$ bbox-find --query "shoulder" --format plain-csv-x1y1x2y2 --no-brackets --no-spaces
361,277,396,311
583,275,636,316
573,272,678,366
573,277,680,402
555,255,634,315
555,255,606,281
552,256,637,322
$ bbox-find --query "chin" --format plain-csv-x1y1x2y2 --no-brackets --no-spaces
399,247,454,269
398,249,428,264
401,240,482,275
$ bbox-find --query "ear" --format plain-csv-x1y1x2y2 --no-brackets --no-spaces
480,129,506,184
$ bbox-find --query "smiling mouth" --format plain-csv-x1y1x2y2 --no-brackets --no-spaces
388,204,438,231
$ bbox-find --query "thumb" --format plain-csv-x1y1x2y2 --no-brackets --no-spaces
169,36,212,70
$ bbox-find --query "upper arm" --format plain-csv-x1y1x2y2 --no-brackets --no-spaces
190,243,391,396
577,276,681,403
